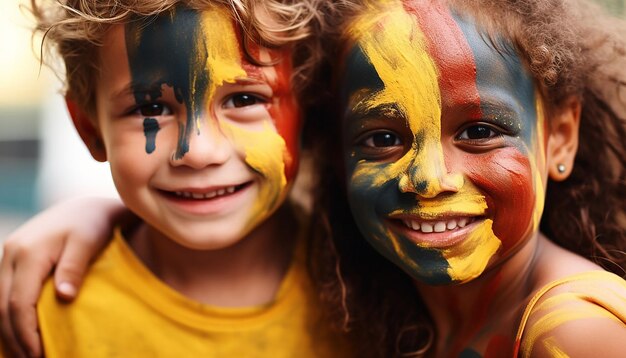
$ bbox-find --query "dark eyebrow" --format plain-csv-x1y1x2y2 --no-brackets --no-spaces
111,77,268,102
111,82,164,103
345,102,406,123
469,98,523,133
480,100,518,117
231,78,267,86
457,95,519,118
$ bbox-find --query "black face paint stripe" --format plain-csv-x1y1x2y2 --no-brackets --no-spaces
125,6,211,159
143,118,160,154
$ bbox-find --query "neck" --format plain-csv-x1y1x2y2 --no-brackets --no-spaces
416,234,542,355
129,204,297,307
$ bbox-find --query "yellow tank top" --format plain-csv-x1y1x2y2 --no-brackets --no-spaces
37,228,350,357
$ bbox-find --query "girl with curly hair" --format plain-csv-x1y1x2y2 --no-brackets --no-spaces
311,0,626,356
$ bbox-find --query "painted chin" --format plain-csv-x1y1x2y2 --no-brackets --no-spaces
388,216,487,249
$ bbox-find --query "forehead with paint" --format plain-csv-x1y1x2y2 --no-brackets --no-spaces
340,0,546,284
124,5,300,179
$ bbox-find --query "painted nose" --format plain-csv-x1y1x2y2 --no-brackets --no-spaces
398,143,463,198
170,120,231,169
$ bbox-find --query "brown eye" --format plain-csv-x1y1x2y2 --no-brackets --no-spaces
363,132,402,148
136,103,172,117
224,94,265,108
459,124,500,140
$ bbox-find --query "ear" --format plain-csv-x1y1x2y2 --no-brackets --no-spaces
65,98,107,162
546,96,581,181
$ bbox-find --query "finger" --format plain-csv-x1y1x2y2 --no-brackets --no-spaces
9,248,57,358
54,232,108,301
0,247,27,358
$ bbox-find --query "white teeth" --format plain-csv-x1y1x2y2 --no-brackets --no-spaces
401,217,474,233
434,222,446,233
421,222,434,233
175,185,238,200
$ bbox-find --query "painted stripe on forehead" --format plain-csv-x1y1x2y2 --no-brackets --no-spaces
451,13,538,145
398,2,500,283
403,1,482,119
340,45,385,109
125,6,246,159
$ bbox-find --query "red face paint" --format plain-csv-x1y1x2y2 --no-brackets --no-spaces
341,0,544,286
238,36,301,181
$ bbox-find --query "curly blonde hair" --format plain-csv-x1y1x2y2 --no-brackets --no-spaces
29,0,330,115
309,0,626,356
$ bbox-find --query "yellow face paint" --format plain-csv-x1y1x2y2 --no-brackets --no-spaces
123,5,296,243
195,7,247,129
342,3,501,284
220,121,288,233
531,97,547,230
444,219,500,281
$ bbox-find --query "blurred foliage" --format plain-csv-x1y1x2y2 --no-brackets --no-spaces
596,0,625,15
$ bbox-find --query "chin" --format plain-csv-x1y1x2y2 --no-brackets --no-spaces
148,222,246,251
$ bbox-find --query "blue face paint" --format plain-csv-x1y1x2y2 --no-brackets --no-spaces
452,13,537,147
125,6,211,159
341,1,544,285
143,118,160,154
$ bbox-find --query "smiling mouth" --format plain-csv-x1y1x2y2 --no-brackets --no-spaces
398,216,481,234
163,182,251,200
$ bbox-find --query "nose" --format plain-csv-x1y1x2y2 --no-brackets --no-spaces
398,142,463,198
170,120,231,169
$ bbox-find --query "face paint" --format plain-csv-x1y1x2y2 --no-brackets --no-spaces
94,5,300,250
219,120,288,234
341,0,546,284
143,118,160,154
124,5,299,174
125,6,244,158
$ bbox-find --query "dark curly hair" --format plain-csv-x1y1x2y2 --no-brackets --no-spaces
308,0,626,356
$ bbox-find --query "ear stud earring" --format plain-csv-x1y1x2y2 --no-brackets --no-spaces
557,164,566,173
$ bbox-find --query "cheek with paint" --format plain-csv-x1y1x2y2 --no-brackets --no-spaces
235,37,301,181
464,148,537,255
220,120,289,233
143,118,160,154
452,11,546,257
262,49,301,182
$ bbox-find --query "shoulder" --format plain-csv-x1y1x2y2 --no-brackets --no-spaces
518,270,626,358
37,230,130,313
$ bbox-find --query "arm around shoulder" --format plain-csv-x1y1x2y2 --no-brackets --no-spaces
0,196,127,358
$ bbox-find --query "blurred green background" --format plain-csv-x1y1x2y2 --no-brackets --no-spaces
0,0,624,239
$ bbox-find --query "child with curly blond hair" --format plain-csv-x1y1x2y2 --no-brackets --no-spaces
0,0,350,357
